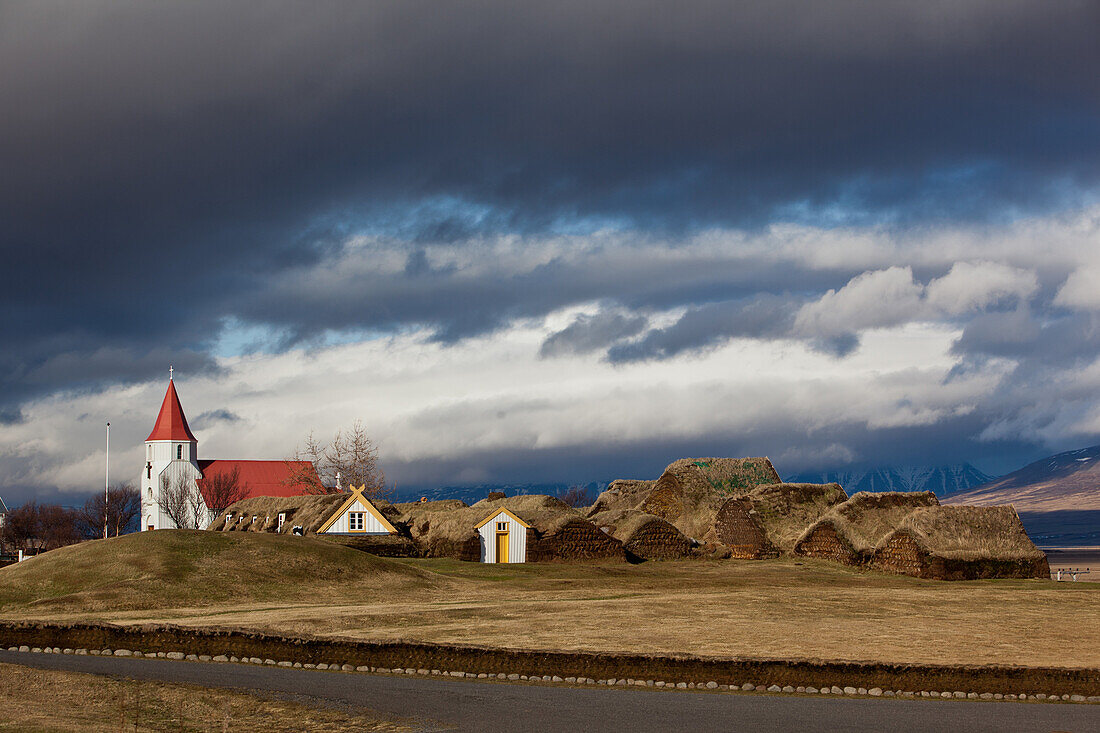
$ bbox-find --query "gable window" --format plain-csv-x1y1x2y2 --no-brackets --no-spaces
496,520,508,532
349,512,365,531
176,444,182,459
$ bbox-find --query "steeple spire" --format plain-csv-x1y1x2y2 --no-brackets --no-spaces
146,377,197,442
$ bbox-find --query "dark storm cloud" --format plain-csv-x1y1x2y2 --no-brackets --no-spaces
2,0,1098,428
952,309,1100,365
191,409,242,430
380,409,1048,491
237,241,837,346
606,295,797,362
540,311,649,358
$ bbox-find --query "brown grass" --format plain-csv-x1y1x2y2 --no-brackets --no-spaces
396,495,623,561
890,506,1047,561
212,494,346,533
798,491,940,555
0,662,408,732
743,482,849,553
0,530,439,612
211,494,407,535
642,457,785,541
5,548,1096,669
586,479,656,517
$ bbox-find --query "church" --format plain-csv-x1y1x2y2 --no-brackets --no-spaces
141,374,318,531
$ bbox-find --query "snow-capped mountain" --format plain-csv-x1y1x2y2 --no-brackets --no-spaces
943,445,1100,512
787,464,995,497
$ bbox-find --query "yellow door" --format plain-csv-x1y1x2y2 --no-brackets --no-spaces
496,532,509,563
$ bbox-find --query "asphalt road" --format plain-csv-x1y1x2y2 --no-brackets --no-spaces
2,650,1096,732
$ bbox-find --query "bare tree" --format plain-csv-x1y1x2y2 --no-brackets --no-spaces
80,482,141,538
158,473,203,529
558,485,594,508
199,465,248,517
6,501,82,552
38,504,82,549
5,501,41,553
286,420,387,498
187,481,206,529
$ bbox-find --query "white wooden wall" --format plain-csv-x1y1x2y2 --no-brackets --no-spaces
141,440,205,531
478,511,527,563
321,497,393,535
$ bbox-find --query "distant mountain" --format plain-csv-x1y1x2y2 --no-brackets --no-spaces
394,482,606,506
787,464,995,497
943,445,1100,512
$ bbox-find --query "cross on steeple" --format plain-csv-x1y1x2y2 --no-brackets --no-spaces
169,365,173,381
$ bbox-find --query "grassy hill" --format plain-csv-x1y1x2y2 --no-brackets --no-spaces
0,530,440,613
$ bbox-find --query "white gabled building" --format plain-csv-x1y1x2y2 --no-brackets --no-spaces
317,485,398,536
475,507,530,563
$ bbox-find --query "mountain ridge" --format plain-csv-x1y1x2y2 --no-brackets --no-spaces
943,445,1100,512
786,463,995,497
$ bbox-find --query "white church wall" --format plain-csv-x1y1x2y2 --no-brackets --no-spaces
143,449,205,530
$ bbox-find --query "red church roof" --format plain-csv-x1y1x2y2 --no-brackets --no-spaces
197,460,320,500
146,380,197,442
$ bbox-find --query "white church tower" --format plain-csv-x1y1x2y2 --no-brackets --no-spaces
141,370,204,530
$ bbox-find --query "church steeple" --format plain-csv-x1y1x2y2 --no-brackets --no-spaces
142,372,202,531
146,377,197,442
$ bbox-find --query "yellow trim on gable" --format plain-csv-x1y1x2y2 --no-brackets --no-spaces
474,506,531,530
317,485,398,534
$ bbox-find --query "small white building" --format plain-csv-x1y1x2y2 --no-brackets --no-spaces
317,485,398,536
475,507,530,563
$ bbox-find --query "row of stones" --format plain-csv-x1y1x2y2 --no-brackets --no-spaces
9,646,1098,704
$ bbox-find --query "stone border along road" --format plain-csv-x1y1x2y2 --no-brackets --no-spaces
5,645,1098,704
2,621,1096,697
4,650,1100,733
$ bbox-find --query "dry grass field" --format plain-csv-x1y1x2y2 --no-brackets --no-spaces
1,532,1097,670
0,531,437,612
0,662,409,732
0,528,1095,669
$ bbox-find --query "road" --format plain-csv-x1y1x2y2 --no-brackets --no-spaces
1,650,1096,732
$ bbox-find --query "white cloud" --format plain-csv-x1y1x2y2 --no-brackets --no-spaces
6,205,1100,497
1055,266,1100,310
925,261,1038,315
792,260,1040,342
1,316,995,494
793,266,924,337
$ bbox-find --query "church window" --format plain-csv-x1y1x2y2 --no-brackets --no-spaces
176,444,183,459
146,463,152,479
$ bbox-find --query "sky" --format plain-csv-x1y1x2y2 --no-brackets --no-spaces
2,1,1100,504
